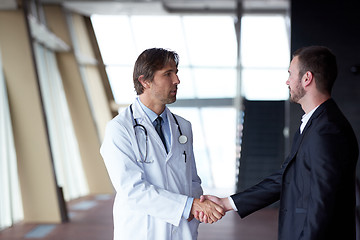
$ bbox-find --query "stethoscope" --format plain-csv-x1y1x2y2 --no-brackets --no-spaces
130,104,188,163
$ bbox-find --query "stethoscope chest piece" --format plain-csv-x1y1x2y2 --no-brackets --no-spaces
130,104,188,161
178,135,188,144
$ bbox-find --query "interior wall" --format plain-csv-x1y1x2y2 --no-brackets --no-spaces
0,10,61,223
290,0,360,177
69,13,113,141
43,5,113,194
83,16,118,118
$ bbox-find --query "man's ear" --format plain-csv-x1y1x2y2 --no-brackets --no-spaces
303,71,313,87
138,75,150,89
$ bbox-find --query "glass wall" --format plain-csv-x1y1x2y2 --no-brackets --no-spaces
92,14,237,191
241,15,290,100
91,15,237,104
91,13,289,192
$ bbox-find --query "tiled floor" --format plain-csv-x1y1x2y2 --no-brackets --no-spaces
0,194,278,240
198,208,278,240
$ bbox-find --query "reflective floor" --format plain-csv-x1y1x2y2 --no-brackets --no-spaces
0,194,278,240
198,207,278,240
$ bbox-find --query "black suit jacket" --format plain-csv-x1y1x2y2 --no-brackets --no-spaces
232,99,359,240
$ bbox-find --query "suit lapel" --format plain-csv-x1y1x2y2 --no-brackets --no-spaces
286,99,332,163
287,129,302,161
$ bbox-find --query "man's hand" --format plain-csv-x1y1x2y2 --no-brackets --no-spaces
195,195,233,223
190,198,224,224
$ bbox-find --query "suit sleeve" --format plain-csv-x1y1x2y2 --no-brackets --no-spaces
231,167,282,218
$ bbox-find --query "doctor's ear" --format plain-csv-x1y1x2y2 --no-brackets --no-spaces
138,75,151,89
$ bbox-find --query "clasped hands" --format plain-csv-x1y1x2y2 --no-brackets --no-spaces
189,195,233,224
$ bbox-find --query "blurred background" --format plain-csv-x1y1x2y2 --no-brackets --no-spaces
0,0,359,239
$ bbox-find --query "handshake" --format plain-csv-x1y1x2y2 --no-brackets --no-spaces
189,195,233,224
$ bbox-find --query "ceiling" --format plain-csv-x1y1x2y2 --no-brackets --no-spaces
0,0,17,9
0,0,289,16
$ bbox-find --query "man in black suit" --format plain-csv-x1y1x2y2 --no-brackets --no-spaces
197,46,359,239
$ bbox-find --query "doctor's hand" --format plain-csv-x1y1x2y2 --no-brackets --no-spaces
190,198,224,224
194,195,233,223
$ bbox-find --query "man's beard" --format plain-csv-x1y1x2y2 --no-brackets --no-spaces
289,83,305,103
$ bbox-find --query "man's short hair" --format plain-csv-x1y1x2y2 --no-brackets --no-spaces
133,48,179,95
293,46,337,94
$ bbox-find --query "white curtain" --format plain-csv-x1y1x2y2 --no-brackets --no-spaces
0,50,24,230
33,42,89,200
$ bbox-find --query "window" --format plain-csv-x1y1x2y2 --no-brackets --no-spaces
92,14,237,191
91,13,290,192
241,15,290,100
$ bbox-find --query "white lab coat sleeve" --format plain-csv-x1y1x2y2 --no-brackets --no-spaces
189,127,203,198
100,119,187,227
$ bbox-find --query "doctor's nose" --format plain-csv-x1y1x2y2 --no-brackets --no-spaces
174,75,180,85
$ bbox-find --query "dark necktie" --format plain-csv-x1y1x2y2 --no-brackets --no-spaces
155,116,167,152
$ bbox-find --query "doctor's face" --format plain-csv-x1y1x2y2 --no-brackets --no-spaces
148,60,180,106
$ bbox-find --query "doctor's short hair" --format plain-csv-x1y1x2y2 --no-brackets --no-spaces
133,48,179,95
293,46,337,95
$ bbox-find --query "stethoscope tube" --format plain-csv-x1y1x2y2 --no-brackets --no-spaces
172,114,188,144
130,104,187,144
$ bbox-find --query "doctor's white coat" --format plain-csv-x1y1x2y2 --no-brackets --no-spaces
100,99,203,240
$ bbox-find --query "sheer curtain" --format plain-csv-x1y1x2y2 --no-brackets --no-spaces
0,50,24,229
33,42,89,200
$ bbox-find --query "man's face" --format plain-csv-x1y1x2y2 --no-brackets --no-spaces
148,60,180,105
286,56,305,103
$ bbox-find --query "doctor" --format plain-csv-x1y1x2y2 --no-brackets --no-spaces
100,48,224,240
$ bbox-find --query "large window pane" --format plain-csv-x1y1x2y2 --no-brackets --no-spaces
182,16,237,67
170,107,236,188
92,13,290,191
131,16,190,65
241,15,289,68
242,69,289,100
92,14,238,191
177,67,237,99
106,65,135,104
192,68,237,98
92,14,238,102
176,67,196,99
91,15,137,65
241,15,290,100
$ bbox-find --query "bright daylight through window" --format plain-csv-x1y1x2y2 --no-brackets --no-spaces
91,13,289,192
